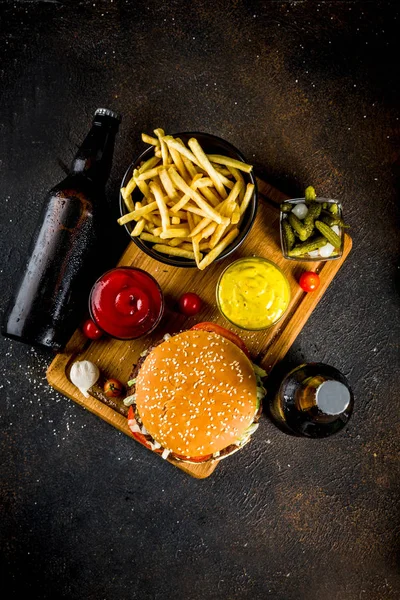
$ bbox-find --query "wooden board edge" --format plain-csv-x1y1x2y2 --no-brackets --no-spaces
259,233,353,371
256,177,290,203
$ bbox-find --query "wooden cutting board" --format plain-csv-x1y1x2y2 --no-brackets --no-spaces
46,178,352,479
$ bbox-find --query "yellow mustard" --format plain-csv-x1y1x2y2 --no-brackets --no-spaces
217,257,291,330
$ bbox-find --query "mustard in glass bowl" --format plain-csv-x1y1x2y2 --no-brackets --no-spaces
216,257,291,330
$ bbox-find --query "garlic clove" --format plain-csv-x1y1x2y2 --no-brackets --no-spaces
70,360,100,398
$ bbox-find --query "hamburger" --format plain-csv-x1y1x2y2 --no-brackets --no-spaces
124,323,266,463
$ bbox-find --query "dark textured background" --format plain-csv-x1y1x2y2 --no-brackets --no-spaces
1,1,400,599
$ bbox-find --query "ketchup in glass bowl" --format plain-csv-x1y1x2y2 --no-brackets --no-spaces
89,267,164,340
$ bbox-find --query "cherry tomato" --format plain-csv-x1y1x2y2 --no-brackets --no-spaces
103,378,124,398
191,322,250,358
178,292,202,316
299,271,320,292
82,318,103,340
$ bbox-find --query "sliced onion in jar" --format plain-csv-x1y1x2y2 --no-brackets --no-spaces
292,203,308,219
319,242,335,257
308,249,320,258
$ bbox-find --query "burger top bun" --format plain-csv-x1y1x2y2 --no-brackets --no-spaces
135,329,257,457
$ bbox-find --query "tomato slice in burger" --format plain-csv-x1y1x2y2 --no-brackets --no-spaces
173,453,213,463
127,406,162,453
191,322,250,358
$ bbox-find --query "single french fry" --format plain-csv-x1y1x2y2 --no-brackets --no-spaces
188,137,228,199
121,190,135,212
153,244,196,260
150,182,170,232
142,133,160,146
192,213,201,226
138,156,160,173
163,136,202,169
182,154,199,178
198,228,240,270
124,177,137,197
231,207,240,224
191,173,203,185
171,216,180,225
186,211,195,232
239,183,255,216
168,168,224,224
154,128,170,166
199,186,222,207
137,166,163,181
225,179,243,205
207,154,253,173
227,166,246,201
140,232,165,244
143,222,153,233
166,144,190,182
185,204,209,219
131,218,146,237
209,221,229,249
211,164,231,176
193,177,214,189
155,148,162,158
159,227,190,239
152,226,163,236
158,168,178,201
209,199,236,248
170,193,191,213
168,237,187,247
191,237,202,266
117,201,158,225
194,222,218,242
142,212,162,227
198,242,210,251
189,217,212,238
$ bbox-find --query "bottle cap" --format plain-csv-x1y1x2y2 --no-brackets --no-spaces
94,108,122,122
316,380,351,415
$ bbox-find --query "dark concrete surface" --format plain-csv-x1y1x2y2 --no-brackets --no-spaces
1,1,400,599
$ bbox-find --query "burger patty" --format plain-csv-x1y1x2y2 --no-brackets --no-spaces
126,338,166,397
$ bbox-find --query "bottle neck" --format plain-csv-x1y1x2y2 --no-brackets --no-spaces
70,112,120,186
296,376,351,416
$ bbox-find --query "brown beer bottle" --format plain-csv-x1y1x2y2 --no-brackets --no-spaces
2,108,121,351
269,363,354,438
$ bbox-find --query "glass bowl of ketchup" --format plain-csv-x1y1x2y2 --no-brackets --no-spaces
89,267,164,340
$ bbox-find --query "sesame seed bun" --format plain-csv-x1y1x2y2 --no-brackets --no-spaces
134,329,258,458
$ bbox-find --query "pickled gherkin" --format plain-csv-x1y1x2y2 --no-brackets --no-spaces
280,202,293,213
305,186,317,204
329,203,339,215
315,220,342,248
303,201,322,234
282,220,295,250
288,213,310,242
288,236,328,257
320,210,349,228
304,201,322,222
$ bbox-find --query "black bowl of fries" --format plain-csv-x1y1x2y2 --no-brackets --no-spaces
118,131,258,270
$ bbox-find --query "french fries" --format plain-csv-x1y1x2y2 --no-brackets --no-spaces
118,130,254,269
